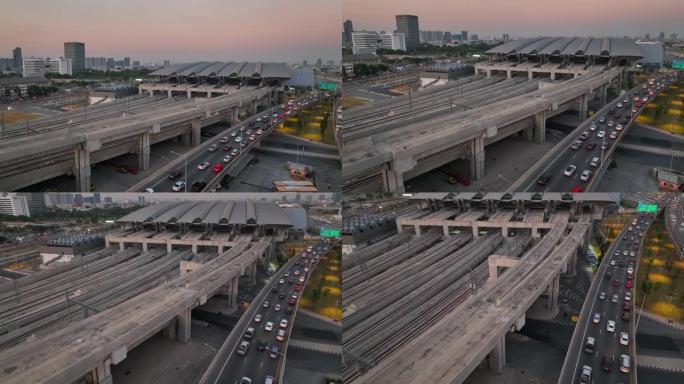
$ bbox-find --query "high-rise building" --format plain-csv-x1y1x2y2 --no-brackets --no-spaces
12,47,22,70
461,30,468,41
316,58,323,67
163,60,170,67
0,193,31,217
657,32,665,41
123,57,130,67
22,57,46,77
471,34,479,41
395,15,420,50
16,193,48,215
671,33,678,40
503,34,510,42
380,32,406,51
343,19,354,48
326,59,335,66
352,31,381,54
302,60,308,67
48,57,72,75
645,33,651,40
64,42,85,73
444,31,452,43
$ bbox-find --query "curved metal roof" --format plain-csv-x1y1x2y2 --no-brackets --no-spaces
177,62,213,76
153,202,198,223
197,62,233,77
149,63,196,76
487,37,643,58
151,61,291,79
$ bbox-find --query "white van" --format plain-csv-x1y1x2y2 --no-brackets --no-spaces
590,157,600,167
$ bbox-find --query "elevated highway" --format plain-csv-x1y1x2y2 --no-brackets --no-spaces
0,87,276,191
199,241,334,384
664,193,684,256
0,235,273,384
343,193,617,383
510,72,681,193
342,67,623,193
559,209,659,384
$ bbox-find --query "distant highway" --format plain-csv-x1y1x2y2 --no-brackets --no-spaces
201,241,333,384
521,72,681,192
135,94,328,193
665,193,684,256
560,211,658,384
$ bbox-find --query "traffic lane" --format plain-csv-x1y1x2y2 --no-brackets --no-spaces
148,109,282,192
220,255,303,384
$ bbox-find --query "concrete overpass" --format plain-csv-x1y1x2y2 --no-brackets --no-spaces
344,193,617,383
342,67,624,193
0,87,277,192
0,236,273,384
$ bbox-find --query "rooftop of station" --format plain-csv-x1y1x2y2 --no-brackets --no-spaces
486,37,643,58
150,61,291,79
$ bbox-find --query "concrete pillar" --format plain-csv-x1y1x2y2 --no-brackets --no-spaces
138,131,150,171
232,107,239,125
229,277,239,311
181,132,191,145
486,69,491,78
532,226,538,238
534,111,546,143
177,308,191,343
191,242,198,254
252,101,258,115
414,225,422,236
105,239,110,248
443,225,449,237
488,337,506,373
207,92,212,99
522,126,534,141
74,145,91,192
119,242,125,251
472,225,479,238
502,226,508,238
528,70,534,80
218,245,224,254
600,84,608,106
148,89,153,96
163,319,177,340
550,72,556,81
506,70,512,80
191,118,201,146
167,90,172,98
383,167,405,193
139,87,143,95
248,263,257,286
187,90,192,99
578,93,589,121
470,136,485,180
167,242,173,254
142,242,148,252
91,360,113,384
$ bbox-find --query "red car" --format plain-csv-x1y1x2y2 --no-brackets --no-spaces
625,280,633,289
213,164,223,173
294,285,302,292
571,186,583,193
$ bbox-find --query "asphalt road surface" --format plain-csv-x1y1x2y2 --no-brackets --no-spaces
142,94,329,193
213,241,331,384
566,213,656,384
525,74,679,192
665,193,684,256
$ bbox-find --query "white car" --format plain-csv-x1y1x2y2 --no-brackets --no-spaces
172,181,185,192
625,292,632,301
256,129,263,135
264,321,274,332
235,137,242,143
592,312,601,324
607,320,616,333
276,329,286,341
620,331,629,345
278,278,285,284
208,144,219,152
274,304,281,312
597,130,606,138
610,259,616,266
615,124,623,131
580,170,592,181
197,161,210,170
279,319,288,329
254,314,262,323
563,165,577,177
223,155,232,163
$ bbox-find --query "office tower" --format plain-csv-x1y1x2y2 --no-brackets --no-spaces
64,42,85,73
12,47,22,70
343,19,354,48
395,15,420,50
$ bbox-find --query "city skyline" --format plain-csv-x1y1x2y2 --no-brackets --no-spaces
0,0,340,64
343,0,684,39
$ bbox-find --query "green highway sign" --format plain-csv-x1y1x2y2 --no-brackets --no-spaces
320,227,340,238
319,82,337,91
636,201,658,213
673,59,684,70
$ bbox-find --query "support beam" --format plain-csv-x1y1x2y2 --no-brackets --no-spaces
142,242,148,252
578,93,589,121
138,131,150,170
166,242,173,254
534,111,546,143
488,337,506,373
443,225,449,236
167,90,172,98
383,166,405,193
74,145,91,192
177,308,191,343
191,118,201,146
600,84,608,106
91,359,113,384
470,136,485,180
163,319,177,340
119,242,125,251
414,225,422,236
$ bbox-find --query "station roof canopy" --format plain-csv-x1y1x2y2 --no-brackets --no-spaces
118,201,293,226
407,192,621,204
487,37,643,58
150,61,291,79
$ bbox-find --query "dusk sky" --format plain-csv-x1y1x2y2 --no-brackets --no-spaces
0,0,340,64
344,0,684,38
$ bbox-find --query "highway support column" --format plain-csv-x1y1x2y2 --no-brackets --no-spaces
382,167,404,193
177,308,191,343
578,93,589,121
138,132,150,171
228,277,239,312
91,359,113,384
488,337,506,373
74,145,91,193
191,118,201,146
600,84,608,106
470,136,485,181
534,111,546,143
